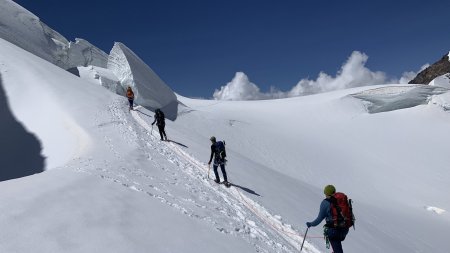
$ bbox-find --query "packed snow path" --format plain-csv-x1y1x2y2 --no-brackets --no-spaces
131,106,322,253
73,99,320,253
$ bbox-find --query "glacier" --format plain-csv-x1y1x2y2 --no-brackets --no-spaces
107,42,178,120
77,65,123,94
429,73,450,89
64,38,109,69
0,0,108,70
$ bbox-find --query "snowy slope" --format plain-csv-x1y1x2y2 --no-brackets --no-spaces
1,2,450,250
429,73,450,88
2,32,450,252
0,38,313,253
169,86,450,252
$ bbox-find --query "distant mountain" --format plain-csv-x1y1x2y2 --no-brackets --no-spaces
409,52,450,84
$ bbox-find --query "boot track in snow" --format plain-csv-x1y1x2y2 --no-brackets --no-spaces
130,106,321,253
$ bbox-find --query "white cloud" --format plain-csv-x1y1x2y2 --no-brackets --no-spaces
213,51,425,101
213,72,269,100
398,71,417,84
289,51,387,95
398,64,430,84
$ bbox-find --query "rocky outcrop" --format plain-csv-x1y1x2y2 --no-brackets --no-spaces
409,53,450,84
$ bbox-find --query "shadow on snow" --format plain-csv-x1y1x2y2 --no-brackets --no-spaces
0,74,45,181
230,183,261,197
167,139,188,148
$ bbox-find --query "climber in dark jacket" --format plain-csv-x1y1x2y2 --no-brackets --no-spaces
207,136,229,186
152,109,167,141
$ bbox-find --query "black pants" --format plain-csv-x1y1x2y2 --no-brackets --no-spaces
330,240,344,253
327,227,349,253
128,99,133,109
213,162,227,182
157,125,167,140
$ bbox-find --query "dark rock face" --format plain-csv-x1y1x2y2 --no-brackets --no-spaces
409,53,450,84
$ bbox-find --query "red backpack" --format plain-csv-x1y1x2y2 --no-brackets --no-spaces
327,192,355,229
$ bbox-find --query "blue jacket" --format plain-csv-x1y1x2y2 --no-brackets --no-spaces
309,199,333,227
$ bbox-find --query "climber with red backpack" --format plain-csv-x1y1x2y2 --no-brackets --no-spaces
306,185,355,253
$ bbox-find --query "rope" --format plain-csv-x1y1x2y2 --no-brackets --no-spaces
132,110,323,249
173,141,325,244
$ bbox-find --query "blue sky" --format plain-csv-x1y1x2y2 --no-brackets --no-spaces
15,0,450,98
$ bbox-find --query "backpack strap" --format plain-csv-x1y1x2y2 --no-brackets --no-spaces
348,198,355,229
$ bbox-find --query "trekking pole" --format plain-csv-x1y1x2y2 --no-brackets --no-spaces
300,227,309,252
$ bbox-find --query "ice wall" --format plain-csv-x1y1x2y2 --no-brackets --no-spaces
107,42,178,120
1,0,178,120
77,66,123,94
0,0,108,70
65,39,109,69
0,0,68,66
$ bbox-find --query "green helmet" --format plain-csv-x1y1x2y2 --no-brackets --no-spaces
210,136,216,142
324,185,336,196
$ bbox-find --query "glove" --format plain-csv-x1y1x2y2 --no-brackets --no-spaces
306,222,312,228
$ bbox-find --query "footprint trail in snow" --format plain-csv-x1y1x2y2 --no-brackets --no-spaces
72,100,321,253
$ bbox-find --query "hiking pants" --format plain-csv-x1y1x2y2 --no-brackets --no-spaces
128,99,133,109
330,240,344,253
157,125,167,140
327,227,349,253
213,162,227,182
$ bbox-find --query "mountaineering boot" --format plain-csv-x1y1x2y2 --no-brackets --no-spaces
214,178,220,184
223,181,231,187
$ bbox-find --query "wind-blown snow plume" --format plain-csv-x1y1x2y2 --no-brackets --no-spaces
213,51,420,100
